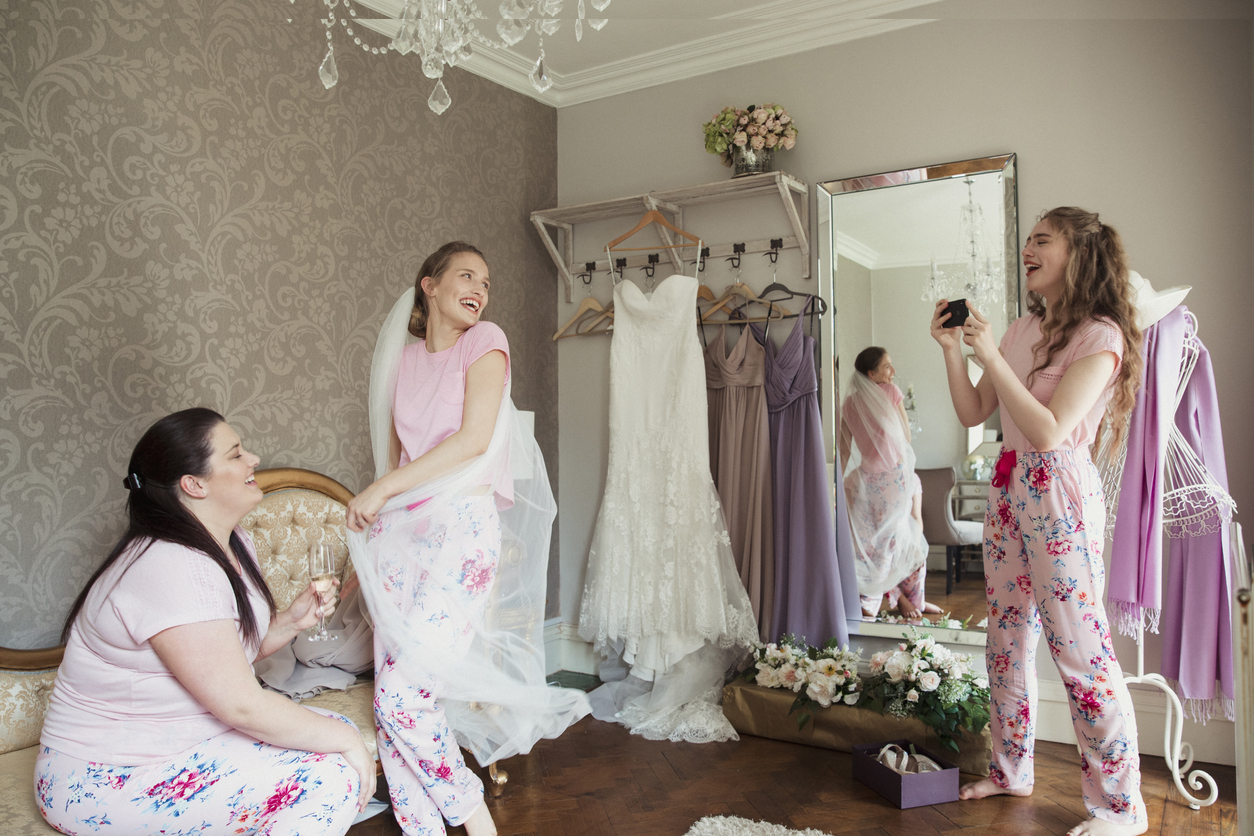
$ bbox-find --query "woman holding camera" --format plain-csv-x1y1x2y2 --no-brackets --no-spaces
932,207,1146,835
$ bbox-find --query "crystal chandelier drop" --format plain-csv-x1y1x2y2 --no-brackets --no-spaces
920,177,1004,307
316,0,610,115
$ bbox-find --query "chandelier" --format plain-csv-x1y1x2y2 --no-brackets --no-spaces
317,0,611,114
920,176,1004,308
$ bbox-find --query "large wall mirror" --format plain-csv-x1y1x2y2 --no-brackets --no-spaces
817,154,1020,646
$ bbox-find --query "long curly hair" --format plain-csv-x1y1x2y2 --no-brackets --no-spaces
1026,207,1142,458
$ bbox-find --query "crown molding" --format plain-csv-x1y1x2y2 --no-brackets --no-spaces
352,0,940,109
836,231,879,269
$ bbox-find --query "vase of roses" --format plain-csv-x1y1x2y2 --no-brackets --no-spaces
747,635,862,729
703,103,798,177
860,630,991,751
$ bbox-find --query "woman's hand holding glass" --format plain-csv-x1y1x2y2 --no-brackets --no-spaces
306,543,339,642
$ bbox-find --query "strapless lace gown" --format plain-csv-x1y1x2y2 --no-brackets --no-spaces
578,274,757,742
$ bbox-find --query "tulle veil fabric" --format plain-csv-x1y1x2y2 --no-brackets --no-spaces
348,289,590,766
841,370,927,598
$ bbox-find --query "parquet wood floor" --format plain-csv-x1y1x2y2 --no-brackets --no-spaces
347,715,1239,836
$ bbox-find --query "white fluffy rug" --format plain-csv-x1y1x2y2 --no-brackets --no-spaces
684,816,832,836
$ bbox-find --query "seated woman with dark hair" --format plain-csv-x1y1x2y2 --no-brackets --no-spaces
35,408,375,836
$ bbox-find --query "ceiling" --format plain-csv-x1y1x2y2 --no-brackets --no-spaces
352,0,942,108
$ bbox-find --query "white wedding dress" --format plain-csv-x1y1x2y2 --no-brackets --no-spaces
577,273,758,743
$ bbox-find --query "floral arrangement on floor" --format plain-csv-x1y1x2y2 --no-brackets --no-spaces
860,630,991,751
745,630,990,751
702,103,798,166
747,635,861,728
872,610,971,630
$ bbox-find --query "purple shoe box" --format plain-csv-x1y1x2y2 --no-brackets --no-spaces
852,738,960,809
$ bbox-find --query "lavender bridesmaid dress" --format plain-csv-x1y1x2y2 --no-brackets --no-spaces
753,299,857,646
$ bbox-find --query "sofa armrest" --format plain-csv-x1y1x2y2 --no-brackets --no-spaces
0,646,63,756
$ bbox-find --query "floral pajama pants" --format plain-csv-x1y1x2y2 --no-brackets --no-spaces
860,565,925,615
34,709,361,836
858,471,925,615
983,450,1145,825
370,495,500,835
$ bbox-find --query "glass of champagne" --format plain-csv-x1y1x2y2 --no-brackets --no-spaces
307,542,338,642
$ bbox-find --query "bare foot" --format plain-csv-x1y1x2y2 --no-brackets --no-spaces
898,600,922,620
958,778,1033,800
862,607,877,619
1065,818,1148,836
462,802,497,836
921,601,943,614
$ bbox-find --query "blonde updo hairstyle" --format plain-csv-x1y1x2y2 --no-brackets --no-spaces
408,241,487,339
1026,207,1143,458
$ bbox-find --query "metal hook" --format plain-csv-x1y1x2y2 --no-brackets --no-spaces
763,238,783,265
726,242,746,270
696,246,709,272
613,257,626,282
640,253,659,279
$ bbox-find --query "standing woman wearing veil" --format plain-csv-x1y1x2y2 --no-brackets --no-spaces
345,242,589,836
839,347,934,619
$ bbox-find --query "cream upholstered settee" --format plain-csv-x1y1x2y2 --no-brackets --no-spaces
0,467,377,834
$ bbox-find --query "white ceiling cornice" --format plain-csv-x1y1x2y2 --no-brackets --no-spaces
354,0,940,109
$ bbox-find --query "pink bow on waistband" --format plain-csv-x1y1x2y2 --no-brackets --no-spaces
991,449,1017,489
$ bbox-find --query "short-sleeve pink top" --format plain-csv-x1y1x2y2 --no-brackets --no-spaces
998,314,1124,453
842,381,906,473
392,320,513,505
40,528,271,765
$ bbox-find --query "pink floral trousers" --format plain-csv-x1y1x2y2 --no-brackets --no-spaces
983,449,1145,825
370,495,500,835
34,709,361,836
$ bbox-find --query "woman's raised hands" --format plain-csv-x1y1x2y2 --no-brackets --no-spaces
930,299,963,352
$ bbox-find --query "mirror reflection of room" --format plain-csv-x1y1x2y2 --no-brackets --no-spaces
826,157,1018,631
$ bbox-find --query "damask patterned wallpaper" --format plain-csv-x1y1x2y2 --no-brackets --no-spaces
0,1,560,647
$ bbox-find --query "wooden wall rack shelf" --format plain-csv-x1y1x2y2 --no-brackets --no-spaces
531,171,809,301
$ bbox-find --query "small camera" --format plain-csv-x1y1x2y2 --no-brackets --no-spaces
942,298,969,328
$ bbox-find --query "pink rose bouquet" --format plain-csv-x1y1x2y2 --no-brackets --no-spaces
703,103,798,166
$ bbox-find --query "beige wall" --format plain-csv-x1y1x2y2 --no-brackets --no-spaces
556,11,1251,759
0,1,560,647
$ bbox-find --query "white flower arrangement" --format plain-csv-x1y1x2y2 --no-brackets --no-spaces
862,629,991,751
702,103,798,167
748,635,861,725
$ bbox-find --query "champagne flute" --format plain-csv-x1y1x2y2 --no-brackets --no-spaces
307,542,338,642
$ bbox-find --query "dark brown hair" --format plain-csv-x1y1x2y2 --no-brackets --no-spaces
408,241,487,339
62,408,276,645
1027,207,1143,456
854,346,887,376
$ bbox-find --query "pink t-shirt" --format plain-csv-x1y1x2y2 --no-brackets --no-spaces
998,314,1124,452
393,320,513,505
41,529,271,765
842,381,906,473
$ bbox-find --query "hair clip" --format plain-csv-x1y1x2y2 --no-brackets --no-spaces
122,473,143,491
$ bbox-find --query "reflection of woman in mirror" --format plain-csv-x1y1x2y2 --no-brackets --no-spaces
838,347,934,620
932,207,1145,836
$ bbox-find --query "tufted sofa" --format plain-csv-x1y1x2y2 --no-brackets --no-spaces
0,467,377,833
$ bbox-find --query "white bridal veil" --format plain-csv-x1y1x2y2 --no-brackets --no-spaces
841,370,928,598
348,289,590,766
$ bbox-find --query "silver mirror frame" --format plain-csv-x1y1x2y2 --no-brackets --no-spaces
816,154,1019,648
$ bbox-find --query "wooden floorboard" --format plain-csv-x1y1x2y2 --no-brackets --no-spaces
348,715,1239,836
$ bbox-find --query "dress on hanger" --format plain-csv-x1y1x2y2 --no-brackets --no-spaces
578,273,757,742
754,300,853,647
704,325,775,641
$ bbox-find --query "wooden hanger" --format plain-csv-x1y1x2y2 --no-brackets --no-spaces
552,295,606,340
701,282,790,323
696,284,716,302
575,304,614,336
606,210,701,252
